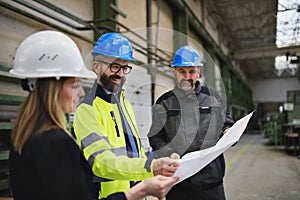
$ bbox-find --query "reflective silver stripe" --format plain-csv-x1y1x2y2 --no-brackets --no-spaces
144,157,154,172
93,175,112,183
81,132,110,148
88,149,106,166
87,147,127,167
111,146,127,156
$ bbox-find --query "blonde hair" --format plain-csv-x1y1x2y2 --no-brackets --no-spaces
11,78,69,154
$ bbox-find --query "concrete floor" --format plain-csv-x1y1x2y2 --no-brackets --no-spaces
224,133,300,200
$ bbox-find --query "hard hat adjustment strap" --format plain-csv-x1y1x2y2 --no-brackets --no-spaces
21,78,36,92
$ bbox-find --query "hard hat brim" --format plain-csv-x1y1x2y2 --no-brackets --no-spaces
170,63,203,67
9,68,97,79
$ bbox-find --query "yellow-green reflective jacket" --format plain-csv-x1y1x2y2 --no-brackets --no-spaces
74,84,154,199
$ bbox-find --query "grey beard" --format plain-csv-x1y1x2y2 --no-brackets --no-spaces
178,79,194,92
180,85,193,92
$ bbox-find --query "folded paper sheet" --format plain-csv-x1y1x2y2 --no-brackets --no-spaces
173,111,254,184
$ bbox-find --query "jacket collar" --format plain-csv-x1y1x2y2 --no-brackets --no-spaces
194,81,202,94
95,84,124,103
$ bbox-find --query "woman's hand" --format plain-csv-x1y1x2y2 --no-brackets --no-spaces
125,175,179,200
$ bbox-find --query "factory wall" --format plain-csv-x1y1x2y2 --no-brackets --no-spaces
249,78,300,103
0,0,255,137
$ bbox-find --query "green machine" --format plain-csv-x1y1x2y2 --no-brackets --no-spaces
264,113,284,146
282,102,300,155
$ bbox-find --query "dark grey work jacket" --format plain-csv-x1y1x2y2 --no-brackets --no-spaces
148,81,234,190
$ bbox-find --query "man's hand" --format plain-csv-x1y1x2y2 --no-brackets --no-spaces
153,157,179,177
223,128,230,134
169,153,180,159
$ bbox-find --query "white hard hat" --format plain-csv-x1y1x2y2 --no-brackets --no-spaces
10,30,96,79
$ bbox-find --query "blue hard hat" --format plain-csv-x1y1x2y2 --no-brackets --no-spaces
92,32,136,62
171,45,203,67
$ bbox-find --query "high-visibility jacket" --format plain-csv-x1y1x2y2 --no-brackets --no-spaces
74,83,154,199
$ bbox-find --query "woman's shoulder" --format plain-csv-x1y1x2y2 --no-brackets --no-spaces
23,129,77,155
26,129,71,144
38,129,77,149
41,129,72,140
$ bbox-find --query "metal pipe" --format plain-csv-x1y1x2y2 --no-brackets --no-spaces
147,0,153,65
13,0,81,30
32,0,100,33
147,0,156,105
0,0,159,64
3,1,171,67
0,1,94,44
154,0,161,56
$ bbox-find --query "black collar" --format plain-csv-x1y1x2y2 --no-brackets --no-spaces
95,85,124,103
96,85,114,103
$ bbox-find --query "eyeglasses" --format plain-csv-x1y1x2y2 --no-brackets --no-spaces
97,60,132,74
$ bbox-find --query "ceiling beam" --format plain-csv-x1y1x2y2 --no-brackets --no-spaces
232,45,300,60
216,0,275,8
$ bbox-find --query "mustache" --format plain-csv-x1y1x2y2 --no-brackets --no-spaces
180,79,193,84
110,75,122,79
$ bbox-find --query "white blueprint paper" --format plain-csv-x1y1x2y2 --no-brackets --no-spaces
173,111,254,184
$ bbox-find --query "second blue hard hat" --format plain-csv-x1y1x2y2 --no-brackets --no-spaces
92,32,136,62
171,45,203,67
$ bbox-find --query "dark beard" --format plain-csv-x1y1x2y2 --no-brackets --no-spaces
100,73,126,92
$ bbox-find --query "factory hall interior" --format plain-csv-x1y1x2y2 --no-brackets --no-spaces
0,0,299,200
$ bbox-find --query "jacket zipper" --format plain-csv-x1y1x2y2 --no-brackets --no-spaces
110,111,120,137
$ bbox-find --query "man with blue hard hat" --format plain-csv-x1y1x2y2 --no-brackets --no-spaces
148,45,234,200
73,32,179,199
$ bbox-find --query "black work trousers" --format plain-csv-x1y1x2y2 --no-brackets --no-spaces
166,183,226,200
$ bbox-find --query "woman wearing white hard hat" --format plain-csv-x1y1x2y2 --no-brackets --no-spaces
9,30,178,200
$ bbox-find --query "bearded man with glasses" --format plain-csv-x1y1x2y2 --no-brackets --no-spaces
73,33,179,200
94,58,132,93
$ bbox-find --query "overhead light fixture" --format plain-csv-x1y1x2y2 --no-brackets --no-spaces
275,54,299,77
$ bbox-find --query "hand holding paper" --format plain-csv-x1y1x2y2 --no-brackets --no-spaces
173,112,254,184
